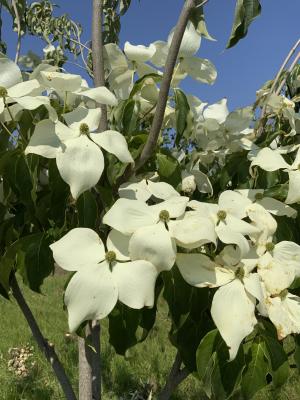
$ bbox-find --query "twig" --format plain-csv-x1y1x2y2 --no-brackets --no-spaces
118,0,207,184
157,351,190,400
10,274,77,400
11,0,21,64
77,2,106,399
92,0,107,131
257,38,300,136
275,50,300,95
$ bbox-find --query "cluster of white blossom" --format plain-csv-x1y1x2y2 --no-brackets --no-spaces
51,181,300,361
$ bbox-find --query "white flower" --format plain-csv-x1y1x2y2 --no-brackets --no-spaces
50,228,158,332
103,196,189,271
0,54,51,116
39,70,117,106
25,106,133,199
188,190,259,256
176,245,260,360
246,203,277,255
150,22,217,85
119,177,180,201
251,147,300,204
236,189,296,218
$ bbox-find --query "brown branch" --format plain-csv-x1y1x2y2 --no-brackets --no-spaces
92,0,108,131
78,321,101,400
257,38,300,136
77,2,106,399
117,0,208,185
11,0,21,64
157,351,190,400
275,50,300,95
10,274,77,400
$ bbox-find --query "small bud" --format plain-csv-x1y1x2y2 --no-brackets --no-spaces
255,192,264,200
217,210,227,221
105,251,116,263
79,123,89,135
0,86,8,98
159,210,170,223
266,242,275,252
181,173,196,195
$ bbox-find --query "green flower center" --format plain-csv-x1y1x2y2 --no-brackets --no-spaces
255,192,264,200
80,123,90,135
0,86,8,98
235,266,245,281
105,251,116,263
266,242,275,252
217,210,227,221
159,210,170,223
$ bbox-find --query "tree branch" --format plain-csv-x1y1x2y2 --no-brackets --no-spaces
275,50,300,95
92,0,108,131
11,0,21,64
77,2,106,399
10,274,77,400
157,351,190,400
257,38,300,136
117,0,208,185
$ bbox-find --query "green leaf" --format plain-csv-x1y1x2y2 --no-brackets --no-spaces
130,73,162,98
196,329,245,399
190,4,216,41
241,338,269,399
293,335,300,371
156,152,181,187
163,267,211,371
174,88,191,145
15,233,54,292
227,0,261,49
122,99,141,135
262,335,289,388
77,191,98,229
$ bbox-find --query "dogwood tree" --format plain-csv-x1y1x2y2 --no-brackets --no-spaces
0,0,300,399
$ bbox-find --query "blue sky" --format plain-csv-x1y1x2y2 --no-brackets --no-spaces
2,0,300,110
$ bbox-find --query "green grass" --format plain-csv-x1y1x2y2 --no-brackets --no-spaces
1,275,300,399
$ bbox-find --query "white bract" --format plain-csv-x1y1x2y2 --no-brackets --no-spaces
188,190,259,255
25,106,133,199
251,147,300,204
177,245,260,360
103,196,189,271
50,228,158,332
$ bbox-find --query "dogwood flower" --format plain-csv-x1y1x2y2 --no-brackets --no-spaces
50,228,158,332
251,147,300,204
236,189,297,218
150,22,217,85
119,177,179,201
25,106,133,199
246,203,277,255
188,190,259,255
103,196,189,271
176,245,260,360
39,70,117,106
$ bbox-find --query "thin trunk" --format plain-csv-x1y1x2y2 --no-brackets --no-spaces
157,352,190,400
78,1,106,399
11,274,77,400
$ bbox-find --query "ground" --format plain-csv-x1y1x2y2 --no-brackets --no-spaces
0,275,300,400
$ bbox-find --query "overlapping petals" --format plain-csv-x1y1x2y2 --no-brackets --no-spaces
50,228,158,332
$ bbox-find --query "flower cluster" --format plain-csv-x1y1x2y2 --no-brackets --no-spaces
50,180,300,361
